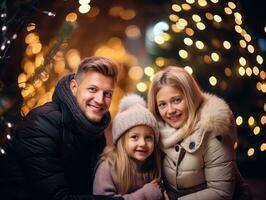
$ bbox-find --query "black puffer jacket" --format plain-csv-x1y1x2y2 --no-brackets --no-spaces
0,74,123,200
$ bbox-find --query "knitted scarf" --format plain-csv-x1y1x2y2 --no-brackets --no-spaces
52,73,110,140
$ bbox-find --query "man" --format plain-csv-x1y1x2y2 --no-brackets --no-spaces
0,56,123,200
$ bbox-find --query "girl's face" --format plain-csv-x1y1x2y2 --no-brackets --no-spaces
156,85,188,129
124,125,155,165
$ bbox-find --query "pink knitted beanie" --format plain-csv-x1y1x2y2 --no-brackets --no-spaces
112,94,159,144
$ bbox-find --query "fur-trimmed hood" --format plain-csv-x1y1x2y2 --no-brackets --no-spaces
159,93,237,153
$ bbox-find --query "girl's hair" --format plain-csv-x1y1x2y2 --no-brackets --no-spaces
148,66,204,136
98,128,161,194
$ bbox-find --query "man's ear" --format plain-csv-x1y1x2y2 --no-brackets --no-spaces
70,79,78,96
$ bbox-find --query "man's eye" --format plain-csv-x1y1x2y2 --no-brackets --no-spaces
104,91,113,98
88,87,97,92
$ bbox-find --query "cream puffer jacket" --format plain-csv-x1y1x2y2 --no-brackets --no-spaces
159,93,238,200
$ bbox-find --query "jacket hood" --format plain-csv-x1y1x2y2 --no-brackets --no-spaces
159,93,237,153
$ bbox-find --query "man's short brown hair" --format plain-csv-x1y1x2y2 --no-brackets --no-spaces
74,56,119,84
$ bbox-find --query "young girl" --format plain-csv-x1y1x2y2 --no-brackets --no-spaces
93,94,163,200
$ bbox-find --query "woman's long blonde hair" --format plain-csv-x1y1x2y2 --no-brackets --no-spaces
148,66,204,136
98,130,161,194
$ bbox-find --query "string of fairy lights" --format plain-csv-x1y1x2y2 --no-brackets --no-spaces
134,0,266,159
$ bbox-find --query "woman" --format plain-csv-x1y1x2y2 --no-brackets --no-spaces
148,66,251,200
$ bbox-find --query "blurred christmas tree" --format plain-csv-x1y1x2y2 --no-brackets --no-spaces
138,0,265,169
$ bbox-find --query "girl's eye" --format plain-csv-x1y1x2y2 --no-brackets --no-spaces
146,135,154,141
130,135,138,140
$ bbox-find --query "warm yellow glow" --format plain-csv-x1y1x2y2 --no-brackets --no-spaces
203,55,212,64
155,57,165,67
246,67,252,76
256,82,262,91
79,0,90,4
260,143,266,151
247,148,255,157
253,126,260,135
261,116,266,125
136,82,147,92
184,66,193,74
171,24,182,33
66,12,77,22
144,66,154,77
169,14,179,22
172,4,182,12
261,83,266,93
185,28,194,36
213,15,222,22
109,6,123,17
224,7,232,15
66,49,81,70
228,2,236,9
264,103,266,112
18,73,27,88
120,9,136,20
236,116,243,125
260,71,266,80
247,44,255,53
78,4,91,14
244,34,251,42
196,22,206,30
25,33,39,44
234,12,242,20
179,49,188,59
209,76,217,86
238,67,245,76
87,6,100,18
210,0,219,3
235,18,242,25
234,142,238,149
35,53,44,67
54,60,66,74
211,52,219,62
235,25,242,33
186,0,195,4
239,39,247,48
125,25,141,39
178,18,188,27
27,23,36,32
195,40,204,49
192,14,201,22
128,66,143,80
224,67,232,77
23,61,35,75
248,116,255,126
223,41,231,49
256,55,263,64
198,0,207,7
205,12,213,20
239,57,247,66
184,37,193,46
154,36,165,44
181,3,191,10
253,66,259,75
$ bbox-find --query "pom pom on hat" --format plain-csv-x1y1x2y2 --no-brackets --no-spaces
112,94,159,144
118,94,146,112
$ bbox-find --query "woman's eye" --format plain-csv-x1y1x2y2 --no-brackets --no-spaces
158,103,166,109
173,98,181,103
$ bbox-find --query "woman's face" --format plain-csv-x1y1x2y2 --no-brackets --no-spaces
156,85,188,129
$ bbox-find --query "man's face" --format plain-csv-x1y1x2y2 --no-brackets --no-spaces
70,71,115,123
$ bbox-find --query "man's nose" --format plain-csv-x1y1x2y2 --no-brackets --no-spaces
94,91,104,104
